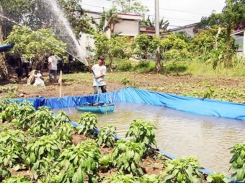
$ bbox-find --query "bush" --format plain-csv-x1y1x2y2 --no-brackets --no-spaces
117,60,133,71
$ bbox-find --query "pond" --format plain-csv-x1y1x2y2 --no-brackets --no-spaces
53,102,245,174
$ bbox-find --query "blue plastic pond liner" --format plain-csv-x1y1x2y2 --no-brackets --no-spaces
31,87,245,121
0,43,15,53
16,87,244,181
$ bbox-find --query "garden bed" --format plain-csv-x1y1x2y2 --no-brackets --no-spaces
0,100,242,183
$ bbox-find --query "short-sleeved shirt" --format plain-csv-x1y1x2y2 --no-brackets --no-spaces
92,64,106,86
48,55,58,70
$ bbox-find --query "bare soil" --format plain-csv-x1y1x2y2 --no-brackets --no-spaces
1,71,245,102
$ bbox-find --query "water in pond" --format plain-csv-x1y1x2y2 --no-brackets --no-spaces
53,102,245,174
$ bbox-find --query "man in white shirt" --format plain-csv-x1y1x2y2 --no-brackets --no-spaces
91,56,107,94
48,53,58,82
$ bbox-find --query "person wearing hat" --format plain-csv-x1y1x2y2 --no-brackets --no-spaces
91,56,107,94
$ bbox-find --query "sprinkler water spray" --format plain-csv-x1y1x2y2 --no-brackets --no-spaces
0,0,89,66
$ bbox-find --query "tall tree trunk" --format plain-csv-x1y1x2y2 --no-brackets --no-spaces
155,47,161,73
0,5,10,80
108,56,113,72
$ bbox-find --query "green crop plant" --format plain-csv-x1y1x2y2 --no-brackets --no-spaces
111,140,144,176
31,157,58,181
97,124,117,147
102,172,138,183
126,119,157,154
55,123,73,143
0,102,17,123
229,143,245,182
3,175,30,183
50,140,101,183
0,167,11,182
28,107,56,136
140,174,160,183
0,130,27,168
160,157,204,183
25,133,64,169
99,154,113,172
54,110,71,126
202,86,215,99
11,103,35,130
76,112,98,138
206,172,228,183
121,77,131,86
0,100,7,112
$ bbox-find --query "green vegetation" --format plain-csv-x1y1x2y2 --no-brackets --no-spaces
126,119,157,154
161,157,204,183
97,124,117,147
229,143,245,182
0,100,244,182
76,112,98,138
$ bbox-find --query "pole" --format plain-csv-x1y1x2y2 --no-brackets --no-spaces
155,0,161,73
155,0,160,36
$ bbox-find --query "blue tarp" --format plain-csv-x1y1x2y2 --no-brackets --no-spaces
0,43,15,53
33,87,245,121
30,87,245,177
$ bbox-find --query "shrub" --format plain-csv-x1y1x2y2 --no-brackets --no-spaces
118,60,133,71
76,112,98,138
229,143,245,182
160,157,204,183
111,140,144,175
50,140,101,183
126,119,157,154
97,124,117,147
0,130,27,168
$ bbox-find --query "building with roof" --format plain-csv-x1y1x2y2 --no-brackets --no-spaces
231,29,245,57
168,23,198,38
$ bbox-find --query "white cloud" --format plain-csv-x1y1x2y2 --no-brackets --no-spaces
81,0,226,28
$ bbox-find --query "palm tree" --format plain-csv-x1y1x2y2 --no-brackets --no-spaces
92,8,121,34
141,15,169,31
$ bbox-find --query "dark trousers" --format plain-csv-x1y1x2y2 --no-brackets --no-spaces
49,70,57,82
94,85,107,94
23,63,29,77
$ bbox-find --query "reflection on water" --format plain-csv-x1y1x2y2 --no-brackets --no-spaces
53,102,245,174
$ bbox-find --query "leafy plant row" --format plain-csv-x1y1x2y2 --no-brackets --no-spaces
0,100,244,182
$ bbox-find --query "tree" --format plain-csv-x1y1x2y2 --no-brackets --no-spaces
195,0,245,65
133,34,151,59
92,8,121,35
149,36,164,72
4,25,66,70
160,33,190,61
112,0,149,15
141,15,169,31
94,34,131,72
190,26,237,68
0,0,92,38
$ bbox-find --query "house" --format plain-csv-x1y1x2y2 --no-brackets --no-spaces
231,29,245,57
140,26,166,37
79,11,142,58
86,11,143,40
168,23,198,38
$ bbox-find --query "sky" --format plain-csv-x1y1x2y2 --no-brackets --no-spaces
81,0,226,29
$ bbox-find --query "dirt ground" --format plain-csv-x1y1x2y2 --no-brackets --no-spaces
1,71,245,102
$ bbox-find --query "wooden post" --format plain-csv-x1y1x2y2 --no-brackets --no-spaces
58,70,63,98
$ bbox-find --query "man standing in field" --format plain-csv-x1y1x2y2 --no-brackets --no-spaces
48,53,58,83
91,56,107,94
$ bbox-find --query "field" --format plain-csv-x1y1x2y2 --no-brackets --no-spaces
1,71,245,104
0,68,244,182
